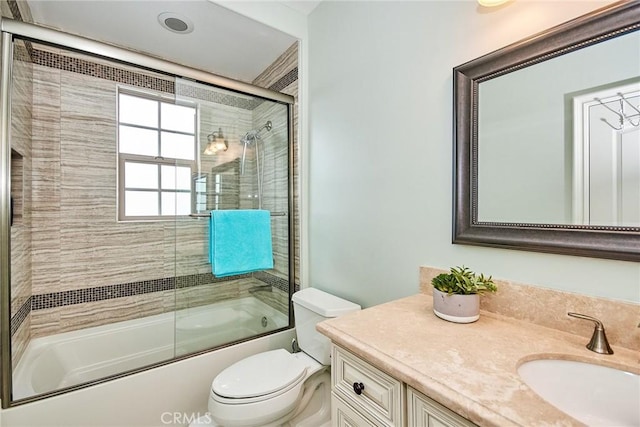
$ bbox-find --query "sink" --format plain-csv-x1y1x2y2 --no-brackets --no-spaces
518,359,640,426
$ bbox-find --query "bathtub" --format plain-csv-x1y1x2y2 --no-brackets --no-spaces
13,296,289,400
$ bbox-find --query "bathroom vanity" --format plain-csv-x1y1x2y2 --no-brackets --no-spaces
331,344,474,426
317,293,639,426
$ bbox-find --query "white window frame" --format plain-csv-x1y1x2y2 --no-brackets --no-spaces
117,87,198,221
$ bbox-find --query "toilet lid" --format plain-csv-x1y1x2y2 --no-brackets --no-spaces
212,349,307,399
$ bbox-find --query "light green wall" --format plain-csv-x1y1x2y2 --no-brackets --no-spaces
308,1,639,307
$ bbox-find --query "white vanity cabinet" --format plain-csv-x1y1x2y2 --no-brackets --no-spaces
331,345,476,427
331,345,404,426
407,387,477,427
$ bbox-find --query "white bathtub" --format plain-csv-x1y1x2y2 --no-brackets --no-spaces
13,296,289,400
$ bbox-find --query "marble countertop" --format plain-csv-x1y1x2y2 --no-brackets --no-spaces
316,294,639,427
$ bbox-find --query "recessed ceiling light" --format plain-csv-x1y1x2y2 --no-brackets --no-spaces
158,12,194,34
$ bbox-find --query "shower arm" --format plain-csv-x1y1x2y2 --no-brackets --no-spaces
257,120,273,134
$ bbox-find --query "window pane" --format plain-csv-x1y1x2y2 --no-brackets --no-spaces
161,103,195,133
119,125,158,156
195,176,206,193
161,132,195,160
125,191,158,216
161,165,176,190
161,192,176,216
125,162,158,189
160,165,176,190
176,192,191,215
162,165,191,191
175,166,191,190
119,94,158,127
161,192,191,216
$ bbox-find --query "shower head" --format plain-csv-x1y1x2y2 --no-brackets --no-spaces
240,131,258,145
240,120,272,176
240,121,272,146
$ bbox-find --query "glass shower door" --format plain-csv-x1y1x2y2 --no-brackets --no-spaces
8,38,179,401
173,78,291,357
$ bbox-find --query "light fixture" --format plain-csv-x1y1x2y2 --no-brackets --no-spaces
204,128,229,155
477,0,510,7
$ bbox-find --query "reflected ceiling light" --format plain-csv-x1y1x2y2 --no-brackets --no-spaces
478,0,511,7
204,128,229,155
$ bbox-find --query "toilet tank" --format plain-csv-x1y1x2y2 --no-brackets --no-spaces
292,288,360,365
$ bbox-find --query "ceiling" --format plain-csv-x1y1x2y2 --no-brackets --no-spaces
26,0,308,83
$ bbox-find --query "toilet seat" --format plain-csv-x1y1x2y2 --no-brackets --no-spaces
208,350,312,426
212,349,307,401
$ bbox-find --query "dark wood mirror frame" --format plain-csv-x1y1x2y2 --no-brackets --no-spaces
453,1,640,262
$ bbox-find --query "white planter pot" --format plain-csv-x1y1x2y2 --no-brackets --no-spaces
432,289,480,323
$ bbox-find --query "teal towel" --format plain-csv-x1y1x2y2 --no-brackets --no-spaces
209,210,274,278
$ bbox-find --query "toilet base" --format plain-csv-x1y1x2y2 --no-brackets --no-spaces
284,370,331,427
190,370,330,427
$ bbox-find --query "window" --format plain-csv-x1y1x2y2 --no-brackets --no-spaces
117,90,197,220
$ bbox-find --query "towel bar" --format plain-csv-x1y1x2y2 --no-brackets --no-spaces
189,212,286,218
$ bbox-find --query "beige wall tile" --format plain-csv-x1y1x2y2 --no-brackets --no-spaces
24,41,298,338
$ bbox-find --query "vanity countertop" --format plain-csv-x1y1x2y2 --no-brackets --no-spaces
316,293,639,427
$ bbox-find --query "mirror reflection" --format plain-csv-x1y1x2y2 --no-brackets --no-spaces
477,30,640,227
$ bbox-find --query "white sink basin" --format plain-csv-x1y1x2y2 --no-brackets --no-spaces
518,359,640,426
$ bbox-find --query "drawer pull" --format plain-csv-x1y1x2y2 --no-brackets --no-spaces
353,382,365,395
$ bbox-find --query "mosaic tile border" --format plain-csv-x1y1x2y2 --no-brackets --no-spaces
30,48,298,110
31,49,175,94
268,67,298,93
13,43,31,63
176,84,260,110
253,271,291,293
30,273,255,311
10,296,31,336
10,271,294,336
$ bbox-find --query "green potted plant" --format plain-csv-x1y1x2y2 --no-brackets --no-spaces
431,266,497,323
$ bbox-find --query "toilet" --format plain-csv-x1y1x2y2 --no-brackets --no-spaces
191,288,360,427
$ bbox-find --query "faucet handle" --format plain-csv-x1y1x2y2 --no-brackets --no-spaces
568,312,614,355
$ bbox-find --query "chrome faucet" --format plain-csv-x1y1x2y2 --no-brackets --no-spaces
568,313,614,355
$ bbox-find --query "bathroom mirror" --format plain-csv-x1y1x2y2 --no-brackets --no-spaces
453,1,640,261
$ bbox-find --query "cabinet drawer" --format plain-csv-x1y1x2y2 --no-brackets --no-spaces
407,387,477,427
332,345,404,426
332,392,390,427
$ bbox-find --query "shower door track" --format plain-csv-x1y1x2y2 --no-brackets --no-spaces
0,17,296,408
0,19,293,105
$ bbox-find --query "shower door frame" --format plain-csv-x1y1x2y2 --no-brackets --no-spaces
0,17,296,408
